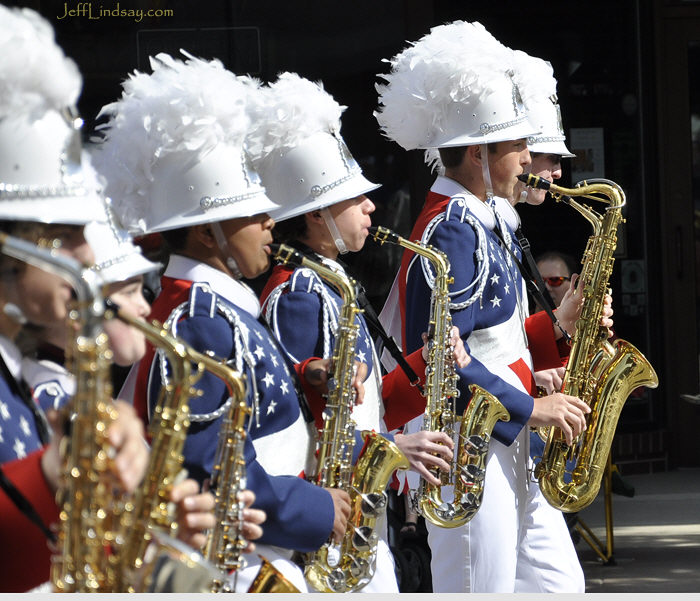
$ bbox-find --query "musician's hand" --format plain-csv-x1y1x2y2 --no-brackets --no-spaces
553,274,582,340
107,400,149,493
238,489,266,553
40,410,62,494
171,478,216,550
529,393,590,445
421,326,470,368
394,431,454,486
304,358,367,406
325,488,351,543
601,293,614,338
534,366,565,396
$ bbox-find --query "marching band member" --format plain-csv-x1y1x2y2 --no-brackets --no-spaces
96,51,352,591
252,73,468,592
375,21,588,593
0,6,246,590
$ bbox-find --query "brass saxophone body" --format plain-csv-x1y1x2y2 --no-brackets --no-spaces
271,243,409,593
0,233,122,593
369,226,510,528
520,174,659,512
105,306,225,592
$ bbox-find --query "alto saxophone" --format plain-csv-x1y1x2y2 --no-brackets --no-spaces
369,226,510,528
105,304,222,592
0,233,122,593
520,174,659,512
270,243,409,593
194,351,297,594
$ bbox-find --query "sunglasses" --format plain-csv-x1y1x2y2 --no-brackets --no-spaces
543,276,570,288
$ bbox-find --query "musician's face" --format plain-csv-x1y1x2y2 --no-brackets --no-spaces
327,195,376,253
218,213,275,279
103,277,151,366
537,256,572,307
9,224,95,326
486,139,531,201
519,153,563,206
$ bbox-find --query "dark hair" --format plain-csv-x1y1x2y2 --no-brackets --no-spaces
536,250,579,277
272,214,308,244
159,226,190,252
439,142,500,169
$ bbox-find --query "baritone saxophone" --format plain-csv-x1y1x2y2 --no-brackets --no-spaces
369,226,510,529
519,174,658,512
270,243,409,593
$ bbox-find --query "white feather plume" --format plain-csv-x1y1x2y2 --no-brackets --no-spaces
92,51,259,232
513,50,557,108
246,72,345,175
0,6,82,118
375,21,514,151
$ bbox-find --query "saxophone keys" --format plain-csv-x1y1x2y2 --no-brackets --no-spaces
360,491,387,516
351,525,375,552
325,568,346,592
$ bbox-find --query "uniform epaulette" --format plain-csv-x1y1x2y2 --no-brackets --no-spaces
187,282,218,319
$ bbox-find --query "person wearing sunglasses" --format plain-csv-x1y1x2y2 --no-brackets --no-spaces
536,252,579,311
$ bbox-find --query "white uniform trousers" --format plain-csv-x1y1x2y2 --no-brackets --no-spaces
427,427,585,593
229,544,308,592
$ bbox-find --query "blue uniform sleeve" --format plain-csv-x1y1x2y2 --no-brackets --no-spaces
272,288,325,362
404,219,533,446
149,311,335,551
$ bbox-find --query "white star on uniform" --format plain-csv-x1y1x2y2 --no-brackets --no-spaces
255,330,264,340
0,425,3,443
13,438,26,459
262,372,275,388
504,283,511,294
490,296,502,308
254,345,265,360
490,251,496,262
280,381,289,395
356,350,367,363
19,415,30,437
267,400,277,415
270,354,279,367
0,401,9,420
490,273,500,285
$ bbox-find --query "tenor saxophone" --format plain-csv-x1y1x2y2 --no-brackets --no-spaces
0,233,122,592
105,305,222,592
270,243,409,593
369,226,510,528
519,174,659,512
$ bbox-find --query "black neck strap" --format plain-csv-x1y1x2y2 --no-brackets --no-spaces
0,465,57,543
494,224,571,343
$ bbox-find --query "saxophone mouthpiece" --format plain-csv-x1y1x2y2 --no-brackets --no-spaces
269,243,305,269
368,225,399,245
517,173,552,190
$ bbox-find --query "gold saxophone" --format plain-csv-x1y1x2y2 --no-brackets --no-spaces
0,232,122,593
520,174,659,512
369,226,510,528
104,305,224,592
196,350,297,594
270,243,409,593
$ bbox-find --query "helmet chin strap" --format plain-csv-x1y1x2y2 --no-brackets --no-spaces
210,222,243,279
320,207,348,255
480,143,495,203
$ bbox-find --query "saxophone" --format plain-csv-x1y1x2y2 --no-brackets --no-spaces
104,305,222,592
519,174,659,512
270,243,409,593
369,226,510,528
0,233,122,593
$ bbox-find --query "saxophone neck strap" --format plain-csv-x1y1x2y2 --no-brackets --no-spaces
354,282,424,395
0,353,51,446
0,465,57,544
494,224,571,344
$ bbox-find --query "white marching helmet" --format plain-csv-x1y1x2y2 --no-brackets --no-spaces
94,51,278,235
376,21,539,152
513,50,574,158
0,6,106,225
85,205,159,286
247,73,379,222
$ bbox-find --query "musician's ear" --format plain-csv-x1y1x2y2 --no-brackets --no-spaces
192,223,216,249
